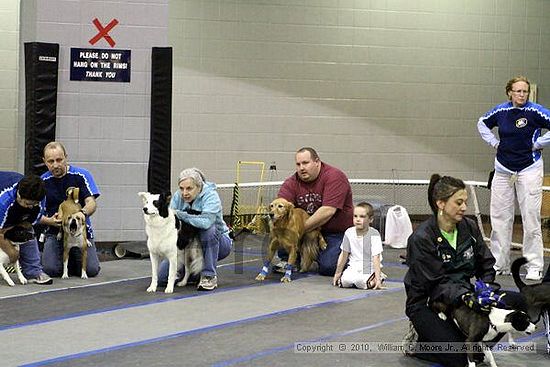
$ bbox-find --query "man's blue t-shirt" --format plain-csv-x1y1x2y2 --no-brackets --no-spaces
41,166,100,238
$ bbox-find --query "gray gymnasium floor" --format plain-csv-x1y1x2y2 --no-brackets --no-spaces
0,234,548,367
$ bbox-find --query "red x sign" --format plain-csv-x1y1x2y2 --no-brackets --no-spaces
89,18,119,47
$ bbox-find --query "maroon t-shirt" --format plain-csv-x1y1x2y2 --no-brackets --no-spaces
278,162,353,233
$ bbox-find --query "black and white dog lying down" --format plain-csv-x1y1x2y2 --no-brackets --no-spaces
432,285,535,367
139,192,203,293
0,224,35,286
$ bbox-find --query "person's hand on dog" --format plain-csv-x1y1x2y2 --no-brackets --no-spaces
474,279,506,308
462,292,491,314
44,213,62,227
75,211,86,223
462,280,507,314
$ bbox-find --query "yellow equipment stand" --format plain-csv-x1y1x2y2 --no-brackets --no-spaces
233,161,270,234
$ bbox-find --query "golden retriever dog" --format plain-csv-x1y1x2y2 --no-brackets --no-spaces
256,198,327,282
57,187,90,279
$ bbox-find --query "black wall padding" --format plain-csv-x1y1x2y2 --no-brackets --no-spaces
148,47,173,194
24,42,59,176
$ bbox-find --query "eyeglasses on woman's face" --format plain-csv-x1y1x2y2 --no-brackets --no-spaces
511,89,529,95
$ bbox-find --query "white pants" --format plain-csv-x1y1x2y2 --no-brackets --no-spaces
489,166,544,272
340,266,373,290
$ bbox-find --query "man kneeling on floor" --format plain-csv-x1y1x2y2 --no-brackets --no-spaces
39,142,101,278
0,172,53,284
275,147,354,276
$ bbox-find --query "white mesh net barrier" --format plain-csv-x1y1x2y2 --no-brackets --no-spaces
217,179,491,217
218,179,550,253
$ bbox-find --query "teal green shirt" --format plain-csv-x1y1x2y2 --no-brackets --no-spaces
440,228,457,249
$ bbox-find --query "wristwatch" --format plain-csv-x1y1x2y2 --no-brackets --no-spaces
80,208,88,217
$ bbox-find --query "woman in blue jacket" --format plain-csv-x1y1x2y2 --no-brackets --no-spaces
159,168,232,291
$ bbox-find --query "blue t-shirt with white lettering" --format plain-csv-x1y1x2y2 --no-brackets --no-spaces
41,166,100,238
0,171,45,229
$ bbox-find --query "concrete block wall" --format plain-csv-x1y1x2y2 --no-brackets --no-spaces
4,0,550,242
18,0,169,241
168,0,550,185
0,0,19,170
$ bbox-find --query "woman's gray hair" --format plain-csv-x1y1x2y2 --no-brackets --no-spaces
178,167,205,189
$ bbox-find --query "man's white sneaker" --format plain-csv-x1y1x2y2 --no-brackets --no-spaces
525,269,542,281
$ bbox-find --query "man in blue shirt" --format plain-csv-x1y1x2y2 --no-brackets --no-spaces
0,172,53,284
39,142,101,278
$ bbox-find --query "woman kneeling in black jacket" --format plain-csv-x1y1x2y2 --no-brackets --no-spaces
403,174,527,367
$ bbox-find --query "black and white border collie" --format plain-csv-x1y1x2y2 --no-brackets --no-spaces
138,192,203,293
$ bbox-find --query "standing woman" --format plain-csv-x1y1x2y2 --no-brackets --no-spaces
159,168,232,291
478,76,550,280
403,174,526,367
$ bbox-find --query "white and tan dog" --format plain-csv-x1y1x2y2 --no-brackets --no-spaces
57,187,91,279
0,224,34,286
139,192,203,294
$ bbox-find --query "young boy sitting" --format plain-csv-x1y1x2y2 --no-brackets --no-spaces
333,202,383,290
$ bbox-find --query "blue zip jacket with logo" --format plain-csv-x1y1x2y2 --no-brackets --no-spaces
478,101,550,172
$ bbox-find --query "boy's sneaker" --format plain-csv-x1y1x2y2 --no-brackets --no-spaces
197,275,217,291
31,272,53,285
525,269,542,281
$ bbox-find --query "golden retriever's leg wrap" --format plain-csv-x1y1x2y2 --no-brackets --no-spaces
281,263,293,282
256,240,278,281
259,260,270,277
281,247,297,282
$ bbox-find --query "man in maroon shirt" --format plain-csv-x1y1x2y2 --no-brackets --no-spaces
277,147,354,275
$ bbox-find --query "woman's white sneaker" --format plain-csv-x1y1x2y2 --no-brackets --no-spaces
525,268,542,281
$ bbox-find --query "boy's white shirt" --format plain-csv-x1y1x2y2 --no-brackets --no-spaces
341,226,383,274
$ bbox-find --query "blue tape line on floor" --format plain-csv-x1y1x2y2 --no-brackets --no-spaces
212,315,409,367
19,287,404,366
